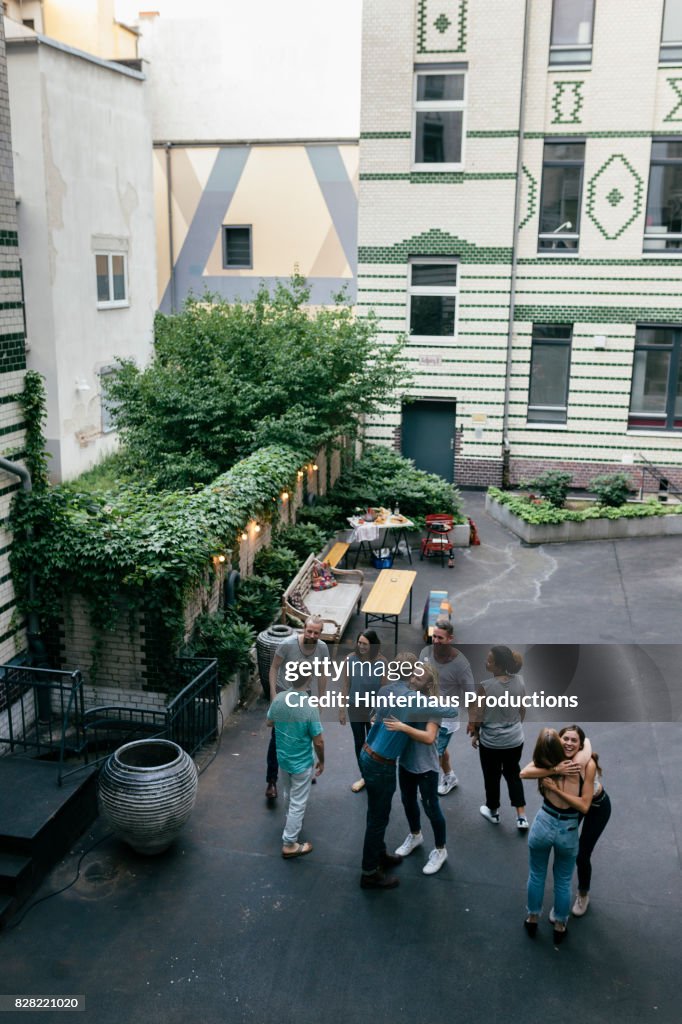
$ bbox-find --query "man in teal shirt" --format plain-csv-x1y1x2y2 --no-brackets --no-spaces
267,673,324,858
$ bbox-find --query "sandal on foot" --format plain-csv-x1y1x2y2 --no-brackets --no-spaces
282,841,313,859
351,778,366,792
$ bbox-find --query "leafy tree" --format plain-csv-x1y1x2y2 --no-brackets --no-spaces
103,277,410,489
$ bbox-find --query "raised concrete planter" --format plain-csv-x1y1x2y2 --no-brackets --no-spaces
486,494,682,544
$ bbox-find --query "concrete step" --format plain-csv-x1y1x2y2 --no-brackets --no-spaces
0,852,34,901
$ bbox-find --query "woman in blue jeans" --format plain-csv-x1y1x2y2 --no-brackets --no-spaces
520,728,595,944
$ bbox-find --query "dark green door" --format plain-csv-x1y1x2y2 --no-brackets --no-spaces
401,400,456,482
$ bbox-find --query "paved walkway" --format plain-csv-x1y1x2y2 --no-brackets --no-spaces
3,494,681,1023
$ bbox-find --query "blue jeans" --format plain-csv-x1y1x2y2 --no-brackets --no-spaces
360,750,397,874
527,807,580,924
399,766,446,848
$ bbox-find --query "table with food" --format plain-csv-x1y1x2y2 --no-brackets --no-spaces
347,507,414,567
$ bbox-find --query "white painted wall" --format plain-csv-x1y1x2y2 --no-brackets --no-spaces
7,37,156,480
119,0,362,141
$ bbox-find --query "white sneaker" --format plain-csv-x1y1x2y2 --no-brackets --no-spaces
395,831,424,857
516,816,529,830
572,893,590,916
423,848,448,875
438,772,459,795
479,804,500,824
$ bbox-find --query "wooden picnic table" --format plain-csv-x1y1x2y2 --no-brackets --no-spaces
361,569,417,644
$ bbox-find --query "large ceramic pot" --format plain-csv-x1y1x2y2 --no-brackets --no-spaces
99,739,198,855
256,623,294,699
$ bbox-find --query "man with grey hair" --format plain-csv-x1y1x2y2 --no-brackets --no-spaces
265,616,331,800
419,619,474,797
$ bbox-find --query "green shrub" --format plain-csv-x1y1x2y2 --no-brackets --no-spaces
295,502,346,533
589,472,633,507
329,446,463,522
276,523,328,560
253,546,301,587
524,470,572,508
234,575,283,632
188,612,255,681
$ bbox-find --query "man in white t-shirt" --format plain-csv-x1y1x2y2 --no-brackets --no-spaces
419,619,475,795
264,616,331,800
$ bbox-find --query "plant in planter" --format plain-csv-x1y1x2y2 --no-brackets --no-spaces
189,612,255,681
523,470,572,508
233,575,283,632
589,472,633,507
275,523,328,560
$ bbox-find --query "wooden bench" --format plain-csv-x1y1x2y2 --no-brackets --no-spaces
282,553,364,644
324,541,349,569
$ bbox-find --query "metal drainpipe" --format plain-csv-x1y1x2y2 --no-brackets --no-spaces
501,0,531,487
165,143,176,313
0,457,47,666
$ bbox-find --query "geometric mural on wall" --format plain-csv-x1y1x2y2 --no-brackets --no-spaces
663,77,682,122
586,154,644,240
518,165,538,231
417,0,467,54
156,144,359,312
551,81,584,125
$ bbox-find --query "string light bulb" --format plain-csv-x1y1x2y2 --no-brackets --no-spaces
312,463,319,471
217,553,226,563
241,532,248,541
281,491,289,501
254,523,261,534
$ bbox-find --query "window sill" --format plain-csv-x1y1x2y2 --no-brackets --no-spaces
547,64,592,72
524,421,569,429
411,163,464,173
642,249,682,257
97,301,130,310
535,249,580,257
626,428,681,436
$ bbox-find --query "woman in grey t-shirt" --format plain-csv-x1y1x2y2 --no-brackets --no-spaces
469,646,529,830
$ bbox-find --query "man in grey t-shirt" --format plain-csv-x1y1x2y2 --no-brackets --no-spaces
419,619,475,795
265,617,331,800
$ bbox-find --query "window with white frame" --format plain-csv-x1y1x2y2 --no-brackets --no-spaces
413,68,466,169
628,326,682,431
549,0,595,66
644,140,682,251
527,324,572,424
95,252,128,307
660,0,682,62
408,260,458,337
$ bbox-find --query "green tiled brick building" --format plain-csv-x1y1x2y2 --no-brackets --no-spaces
0,19,25,662
358,0,682,492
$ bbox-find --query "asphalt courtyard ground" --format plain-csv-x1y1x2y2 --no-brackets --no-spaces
2,492,681,1024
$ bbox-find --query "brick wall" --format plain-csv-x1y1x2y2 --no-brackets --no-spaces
0,21,26,665
52,443,347,697
358,0,682,481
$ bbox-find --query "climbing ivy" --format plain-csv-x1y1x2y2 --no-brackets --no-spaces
17,370,49,491
10,445,310,666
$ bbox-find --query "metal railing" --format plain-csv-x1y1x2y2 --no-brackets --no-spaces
2,657,219,783
167,657,220,757
0,665,86,785
635,452,682,501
